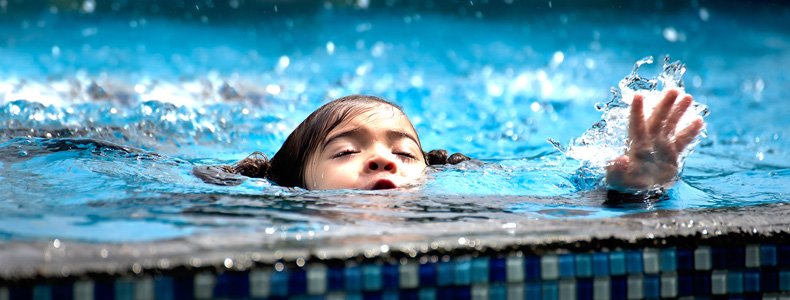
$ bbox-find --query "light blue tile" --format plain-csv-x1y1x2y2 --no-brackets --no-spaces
762,245,778,266
455,259,472,285
609,251,626,276
627,275,643,299
418,287,436,300
558,279,575,300
541,255,559,280
471,258,490,284
32,285,51,300
779,270,790,292
593,277,610,300
711,270,728,295
660,272,677,298
506,256,524,283
627,251,643,274
592,253,609,276
542,281,558,300
694,246,712,271
728,270,744,294
746,244,761,268
642,249,660,274
575,254,592,278
437,261,454,286
559,254,575,278
362,264,382,291
660,248,677,272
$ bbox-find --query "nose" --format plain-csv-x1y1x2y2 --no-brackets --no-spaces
367,155,397,173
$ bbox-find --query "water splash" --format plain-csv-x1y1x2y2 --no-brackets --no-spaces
552,56,709,187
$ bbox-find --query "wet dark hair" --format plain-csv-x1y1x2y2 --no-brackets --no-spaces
195,95,470,187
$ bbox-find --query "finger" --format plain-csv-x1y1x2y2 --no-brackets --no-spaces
673,118,705,153
663,94,693,136
629,94,648,150
647,89,680,136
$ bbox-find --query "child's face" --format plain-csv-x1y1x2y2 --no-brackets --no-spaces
304,105,427,190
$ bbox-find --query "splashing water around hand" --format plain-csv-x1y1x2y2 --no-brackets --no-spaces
552,56,709,187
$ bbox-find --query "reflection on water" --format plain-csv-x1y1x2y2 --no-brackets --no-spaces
0,1,789,242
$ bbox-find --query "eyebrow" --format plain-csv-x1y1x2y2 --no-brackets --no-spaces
322,128,421,150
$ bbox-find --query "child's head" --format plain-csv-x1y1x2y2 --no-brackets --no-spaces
267,95,427,190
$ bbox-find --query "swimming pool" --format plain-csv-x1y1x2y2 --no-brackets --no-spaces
1,0,788,298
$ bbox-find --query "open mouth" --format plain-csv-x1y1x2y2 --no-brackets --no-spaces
371,179,397,190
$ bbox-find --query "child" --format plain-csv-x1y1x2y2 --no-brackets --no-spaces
195,91,704,192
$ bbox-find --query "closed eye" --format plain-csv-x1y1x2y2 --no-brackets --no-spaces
333,149,359,158
395,152,418,161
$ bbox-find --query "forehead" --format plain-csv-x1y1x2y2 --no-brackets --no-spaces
328,105,417,137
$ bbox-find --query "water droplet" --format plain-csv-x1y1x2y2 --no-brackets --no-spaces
17,150,27,157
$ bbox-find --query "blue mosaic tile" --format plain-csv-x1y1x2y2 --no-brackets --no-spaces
762,245,778,266
453,286,471,300
419,263,436,287
678,274,693,297
727,247,745,269
471,258,489,284
780,246,790,266
173,275,194,300
744,269,760,293
694,246,712,271
400,263,419,289
437,287,453,299
32,285,50,300
711,270,728,295
575,254,592,278
559,254,575,278
592,252,609,276
660,273,677,298
51,284,72,300
525,282,541,299
384,265,401,290
154,276,175,300
728,270,744,294
400,289,419,300
328,267,344,291
779,270,790,292
345,266,363,292
761,270,777,292
10,286,31,300
609,252,626,276
417,288,435,300
362,265,382,291
542,281,558,300
489,284,506,299
271,271,290,297
577,279,593,300
436,262,453,287
489,258,506,283
693,273,711,296
660,248,676,272
525,256,541,281
115,280,135,300
216,273,250,299
541,255,559,280
455,259,472,285
746,245,761,268
626,251,643,274
610,276,627,300
712,247,727,269
644,275,659,299
677,249,693,271
94,280,114,300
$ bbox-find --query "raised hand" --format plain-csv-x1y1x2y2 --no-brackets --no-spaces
605,89,705,192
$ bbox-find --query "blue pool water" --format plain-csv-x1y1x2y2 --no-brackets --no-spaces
0,1,788,243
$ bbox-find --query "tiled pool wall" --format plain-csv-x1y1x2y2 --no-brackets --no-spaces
2,235,790,300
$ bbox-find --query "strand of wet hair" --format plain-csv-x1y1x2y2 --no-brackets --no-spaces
425,149,471,165
223,151,270,178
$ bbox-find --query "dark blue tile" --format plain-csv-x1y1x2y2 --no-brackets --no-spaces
216,273,248,299
271,271,290,297
525,282,541,299
51,284,73,300
780,246,790,266
154,276,174,300
761,270,777,292
577,279,593,300
678,274,693,296
727,247,745,269
644,275,660,299
611,276,627,300
559,254,575,278
173,276,194,300
9,285,31,300
489,258,506,283
419,262,437,287
761,245,777,266
436,262,453,287
712,248,727,269
383,264,399,289
328,267,344,291
677,250,693,271
744,270,760,293
437,287,454,299
289,269,307,296
592,253,609,276
345,266,362,292
626,251,643,274
363,291,383,300
694,273,711,296
525,256,541,281
400,289,419,300
94,281,114,300
454,286,471,300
